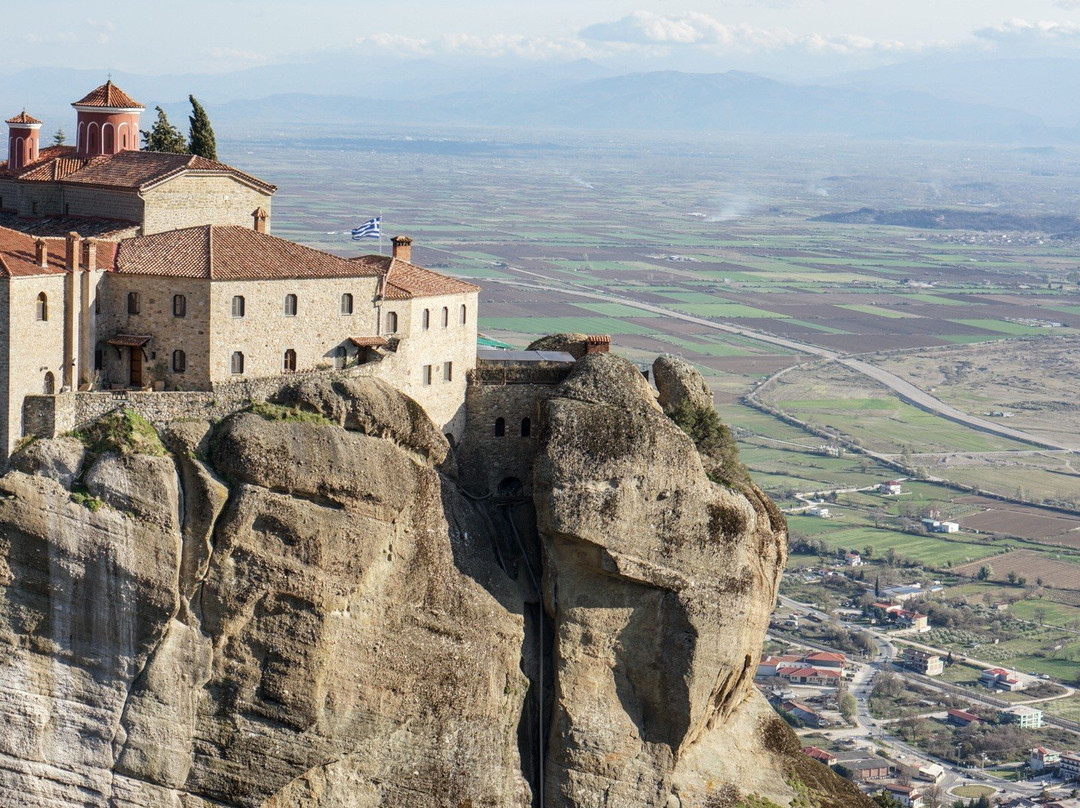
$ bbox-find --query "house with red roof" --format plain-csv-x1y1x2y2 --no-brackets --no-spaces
0,81,275,238
802,746,838,766
947,709,982,727
0,80,485,454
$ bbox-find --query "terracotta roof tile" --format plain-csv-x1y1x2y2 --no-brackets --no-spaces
58,150,277,193
0,145,83,179
6,110,41,125
113,225,386,281
349,336,389,347
0,227,69,278
350,255,480,300
72,80,144,110
0,211,136,240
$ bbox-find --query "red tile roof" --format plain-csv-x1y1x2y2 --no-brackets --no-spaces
349,336,389,348
0,227,69,277
351,255,480,300
114,225,385,280
803,747,836,763
804,652,846,664
0,148,276,194
6,110,41,125
72,80,144,110
60,150,277,193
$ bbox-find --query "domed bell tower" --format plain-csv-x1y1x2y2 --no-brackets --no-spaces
72,80,145,158
6,111,42,171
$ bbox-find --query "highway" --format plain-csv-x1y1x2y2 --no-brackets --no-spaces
487,273,1080,453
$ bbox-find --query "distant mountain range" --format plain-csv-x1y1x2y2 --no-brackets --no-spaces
3,55,1079,143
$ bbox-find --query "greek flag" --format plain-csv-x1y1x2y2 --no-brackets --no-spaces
351,217,381,240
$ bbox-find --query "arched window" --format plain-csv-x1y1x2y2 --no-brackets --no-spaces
283,349,297,372
127,292,140,314
172,350,186,373
231,295,245,317
43,372,55,395
230,351,244,375
87,123,99,153
441,306,449,327
284,293,297,316
521,417,532,438
494,417,506,437
341,293,354,315
103,123,114,153
460,304,467,325
36,292,47,321
334,346,348,370
422,309,430,330
173,294,186,317
386,311,398,332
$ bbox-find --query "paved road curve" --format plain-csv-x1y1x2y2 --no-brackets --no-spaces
488,274,1079,453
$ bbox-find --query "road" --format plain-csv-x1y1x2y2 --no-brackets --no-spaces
487,273,1080,453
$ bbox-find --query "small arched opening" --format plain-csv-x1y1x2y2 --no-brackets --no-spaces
520,417,532,438
36,292,48,321
494,417,505,437
498,477,523,496
43,371,55,395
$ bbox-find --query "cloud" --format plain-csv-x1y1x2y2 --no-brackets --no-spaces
974,18,1080,44
1054,0,1080,8
355,32,592,61
580,11,910,56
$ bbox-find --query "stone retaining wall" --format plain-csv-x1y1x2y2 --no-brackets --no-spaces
24,367,368,439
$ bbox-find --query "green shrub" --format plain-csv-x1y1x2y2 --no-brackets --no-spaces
72,409,166,457
665,398,749,487
249,401,335,427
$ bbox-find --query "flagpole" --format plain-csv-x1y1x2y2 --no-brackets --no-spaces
379,211,383,256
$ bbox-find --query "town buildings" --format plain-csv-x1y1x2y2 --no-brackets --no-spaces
903,648,944,676
1001,706,1044,729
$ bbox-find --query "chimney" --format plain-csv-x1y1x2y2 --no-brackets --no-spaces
391,235,412,263
252,207,269,234
34,238,47,268
81,238,97,271
585,335,611,354
65,232,80,270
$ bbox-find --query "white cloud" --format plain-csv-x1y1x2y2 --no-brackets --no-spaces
580,11,911,56
974,18,1080,44
355,32,593,61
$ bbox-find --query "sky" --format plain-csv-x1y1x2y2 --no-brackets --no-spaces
6,0,1080,78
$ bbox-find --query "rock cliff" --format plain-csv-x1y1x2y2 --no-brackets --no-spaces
0,367,869,807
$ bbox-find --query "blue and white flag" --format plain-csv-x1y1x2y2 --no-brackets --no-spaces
351,217,381,240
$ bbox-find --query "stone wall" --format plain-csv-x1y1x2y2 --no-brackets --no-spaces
382,292,478,437
97,275,212,390
5,275,68,457
62,185,144,224
458,377,564,497
141,175,271,235
208,276,383,382
27,367,372,437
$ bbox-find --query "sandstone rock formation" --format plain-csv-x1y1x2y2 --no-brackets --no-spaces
535,353,869,808
0,365,868,808
653,354,715,411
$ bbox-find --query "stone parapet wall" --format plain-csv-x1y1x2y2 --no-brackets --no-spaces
24,367,371,439
469,362,574,387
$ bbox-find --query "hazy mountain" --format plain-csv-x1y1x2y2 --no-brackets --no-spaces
827,56,1080,128
200,70,1053,143
0,60,1064,144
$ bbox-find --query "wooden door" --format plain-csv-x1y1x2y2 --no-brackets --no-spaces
130,347,143,387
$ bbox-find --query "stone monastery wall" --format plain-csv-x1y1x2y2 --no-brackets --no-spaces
141,176,271,235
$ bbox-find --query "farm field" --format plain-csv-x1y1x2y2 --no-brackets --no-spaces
235,125,1080,680
953,550,1080,590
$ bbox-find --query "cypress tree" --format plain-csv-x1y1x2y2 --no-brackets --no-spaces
141,107,187,153
187,95,217,161
52,128,66,146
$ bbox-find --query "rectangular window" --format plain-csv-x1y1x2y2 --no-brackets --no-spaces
422,364,432,386
443,361,453,382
